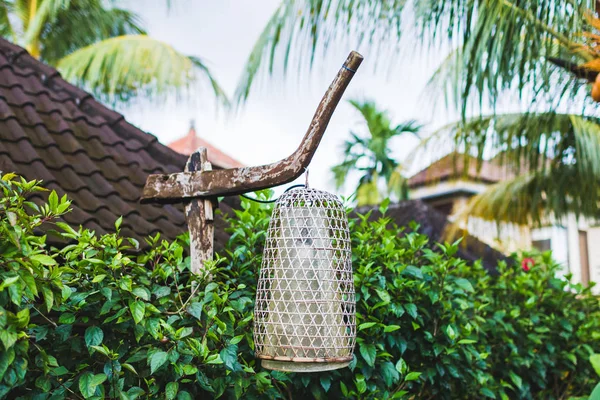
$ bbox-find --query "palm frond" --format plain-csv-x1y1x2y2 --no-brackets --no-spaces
24,0,71,48
356,178,381,206
393,120,421,138
416,111,600,223
428,0,593,114
234,0,406,103
333,98,421,203
236,0,594,110
56,35,229,106
0,1,14,39
387,168,409,200
452,164,599,228
39,3,145,63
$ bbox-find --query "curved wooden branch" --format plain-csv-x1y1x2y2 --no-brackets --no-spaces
141,51,364,204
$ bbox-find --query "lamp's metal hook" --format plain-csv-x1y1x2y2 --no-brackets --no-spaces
304,168,309,189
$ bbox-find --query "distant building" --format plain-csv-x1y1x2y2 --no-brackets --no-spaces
408,153,600,288
167,121,244,169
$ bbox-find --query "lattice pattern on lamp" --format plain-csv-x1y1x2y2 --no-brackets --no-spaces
254,188,356,371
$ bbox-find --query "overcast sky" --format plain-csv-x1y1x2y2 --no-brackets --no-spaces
121,1,461,196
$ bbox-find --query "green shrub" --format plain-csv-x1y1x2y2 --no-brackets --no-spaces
0,175,599,399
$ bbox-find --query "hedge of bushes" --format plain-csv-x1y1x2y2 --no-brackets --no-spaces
1,174,600,399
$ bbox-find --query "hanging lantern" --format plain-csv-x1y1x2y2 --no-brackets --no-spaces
254,187,356,372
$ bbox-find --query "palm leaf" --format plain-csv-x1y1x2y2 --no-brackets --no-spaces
236,0,594,107
234,0,405,103
416,111,600,224
56,35,229,106
356,178,381,206
38,3,145,63
0,1,13,39
332,98,421,203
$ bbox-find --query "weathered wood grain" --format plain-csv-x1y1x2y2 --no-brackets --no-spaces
184,148,214,275
141,51,364,204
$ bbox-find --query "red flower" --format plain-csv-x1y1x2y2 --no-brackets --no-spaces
522,257,535,272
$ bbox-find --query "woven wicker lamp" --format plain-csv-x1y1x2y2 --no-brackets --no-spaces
254,187,356,372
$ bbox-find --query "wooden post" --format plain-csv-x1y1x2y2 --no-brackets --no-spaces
184,147,214,274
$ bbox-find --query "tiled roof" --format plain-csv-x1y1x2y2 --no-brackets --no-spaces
408,153,515,188
168,122,244,169
354,200,506,271
0,38,234,246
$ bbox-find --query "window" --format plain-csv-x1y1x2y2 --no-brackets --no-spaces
532,239,551,252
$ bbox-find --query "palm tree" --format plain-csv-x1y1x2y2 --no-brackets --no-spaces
418,112,600,226
237,0,600,227
235,0,594,107
332,99,420,206
0,0,227,105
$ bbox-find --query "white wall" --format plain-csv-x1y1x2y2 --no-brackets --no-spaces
531,226,569,277
587,227,600,293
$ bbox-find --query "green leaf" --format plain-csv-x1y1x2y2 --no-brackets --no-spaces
154,286,171,299
396,358,408,374
41,286,54,313
92,275,107,283
340,381,348,396
122,363,138,375
384,325,401,333
381,361,400,386
183,365,198,375
220,344,241,372
509,371,522,389
91,373,107,386
404,303,418,319
458,339,477,345
58,313,75,324
375,288,391,303
132,287,151,301
79,371,104,398
359,342,376,367
187,302,203,320
590,382,600,400
85,326,104,348
129,301,145,324
0,276,19,291
379,198,391,214
454,278,474,293
30,254,56,266
320,375,332,392
48,190,58,211
0,329,17,351
405,372,421,381
0,348,14,381
149,351,168,374
165,382,179,400
591,354,600,377
359,322,377,331
90,346,110,357
230,335,244,345
401,265,423,279
177,391,192,400
355,374,367,394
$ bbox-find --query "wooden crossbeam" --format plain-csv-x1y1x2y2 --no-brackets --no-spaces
141,51,364,204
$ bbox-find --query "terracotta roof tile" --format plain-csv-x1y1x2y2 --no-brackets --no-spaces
168,122,245,169
0,38,236,246
408,153,515,188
